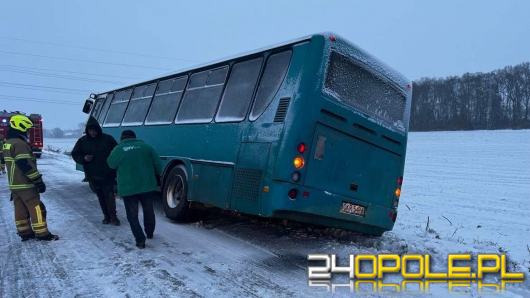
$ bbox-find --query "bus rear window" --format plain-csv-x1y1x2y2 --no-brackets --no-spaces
325,51,406,129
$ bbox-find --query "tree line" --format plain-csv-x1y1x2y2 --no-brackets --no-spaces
410,62,530,131
44,123,85,138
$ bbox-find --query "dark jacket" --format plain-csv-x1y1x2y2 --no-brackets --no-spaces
71,117,117,183
107,138,162,197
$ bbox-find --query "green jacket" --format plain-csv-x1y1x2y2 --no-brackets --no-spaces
107,138,162,197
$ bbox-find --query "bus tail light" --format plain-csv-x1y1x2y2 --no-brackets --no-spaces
395,176,402,198
288,188,298,200
293,156,305,169
329,34,336,42
297,143,306,154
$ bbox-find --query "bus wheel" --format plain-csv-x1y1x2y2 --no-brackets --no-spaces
162,165,189,222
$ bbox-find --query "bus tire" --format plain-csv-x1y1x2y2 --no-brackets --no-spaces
162,165,189,222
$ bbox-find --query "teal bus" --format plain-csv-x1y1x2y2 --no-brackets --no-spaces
83,33,412,236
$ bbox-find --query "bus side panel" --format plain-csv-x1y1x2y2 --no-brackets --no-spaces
191,162,233,209
230,142,271,215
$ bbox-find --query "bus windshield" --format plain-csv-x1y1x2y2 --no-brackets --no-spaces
324,51,406,131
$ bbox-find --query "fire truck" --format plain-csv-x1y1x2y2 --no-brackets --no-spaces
0,111,44,158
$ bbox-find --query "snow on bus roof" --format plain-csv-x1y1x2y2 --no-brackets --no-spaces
93,32,410,96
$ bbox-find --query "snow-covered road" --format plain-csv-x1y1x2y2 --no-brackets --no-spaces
0,152,319,297
1,130,529,297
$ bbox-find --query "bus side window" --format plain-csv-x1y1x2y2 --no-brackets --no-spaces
98,93,114,124
249,50,292,121
145,76,187,125
122,83,157,126
175,66,229,124
215,57,263,123
103,89,133,127
91,99,104,120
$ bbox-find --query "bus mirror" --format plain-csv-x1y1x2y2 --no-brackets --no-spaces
82,99,94,114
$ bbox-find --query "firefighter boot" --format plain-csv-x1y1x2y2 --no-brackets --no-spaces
37,233,59,241
20,233,36,242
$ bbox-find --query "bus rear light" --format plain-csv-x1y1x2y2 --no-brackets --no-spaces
395,188,401,197
297,143,306,154
397,176,403,186
288,188,298,200
291,171,301,182
329,34,336,42
293,156,305,169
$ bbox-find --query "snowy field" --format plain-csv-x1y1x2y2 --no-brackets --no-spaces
43,137,78,153
1,130,529,297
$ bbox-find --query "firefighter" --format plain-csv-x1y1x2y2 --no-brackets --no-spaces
107,130,162,249
3,114,59,241
0,136,6,174
71,116,120,225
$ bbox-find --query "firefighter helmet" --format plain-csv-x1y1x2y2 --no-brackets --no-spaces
9,114,33,133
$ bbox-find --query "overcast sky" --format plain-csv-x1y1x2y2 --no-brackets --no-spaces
1,0,529,129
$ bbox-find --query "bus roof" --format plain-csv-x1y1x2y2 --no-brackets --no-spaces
94,32,410,96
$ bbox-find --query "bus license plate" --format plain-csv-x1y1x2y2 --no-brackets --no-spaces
340,202,366,217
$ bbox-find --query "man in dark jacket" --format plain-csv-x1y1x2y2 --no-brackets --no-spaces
107,130,162,249
71,116,120,225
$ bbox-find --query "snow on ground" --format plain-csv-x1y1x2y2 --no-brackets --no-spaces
44,137,77,153
1,130,529,297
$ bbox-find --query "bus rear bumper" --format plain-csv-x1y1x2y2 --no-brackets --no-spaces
263,182,396,236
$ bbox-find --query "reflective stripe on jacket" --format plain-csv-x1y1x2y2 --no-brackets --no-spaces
2,137,41,191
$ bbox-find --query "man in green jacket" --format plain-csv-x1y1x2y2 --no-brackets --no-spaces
107,130,162,249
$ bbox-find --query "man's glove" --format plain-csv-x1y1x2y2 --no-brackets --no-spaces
35,180,46,193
